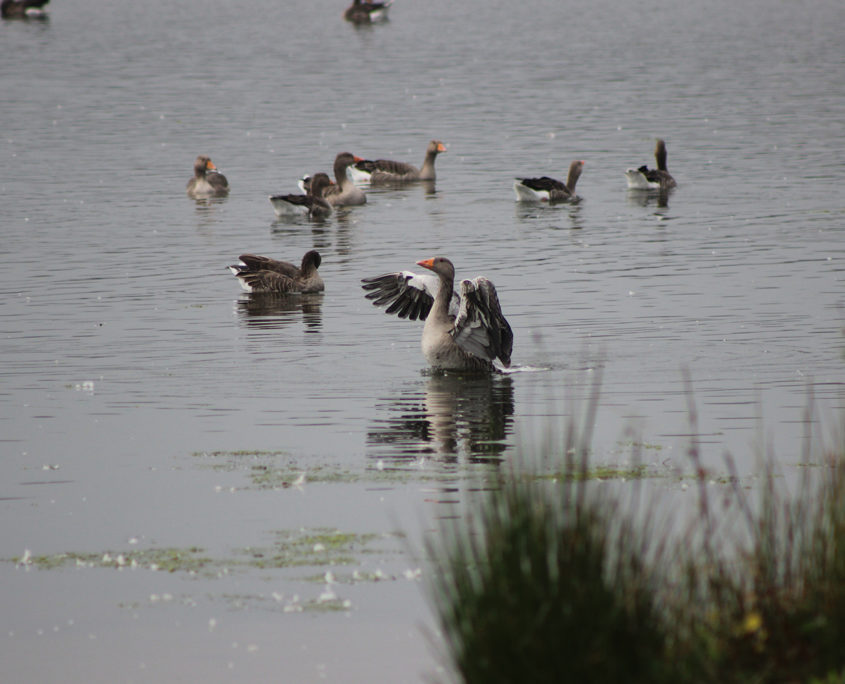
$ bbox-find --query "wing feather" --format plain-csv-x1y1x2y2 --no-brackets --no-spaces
238,254,299,277
361,271,440,321
451,278,513,367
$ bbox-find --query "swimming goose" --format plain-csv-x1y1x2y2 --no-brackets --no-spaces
362,256,512,372
1,0,48,19
321,152,367,206
186,155,229,198
269,172,333,218
513,160,584,203
625,139,677,190
229,250,324,294
348,140,447,185
344,0,392,24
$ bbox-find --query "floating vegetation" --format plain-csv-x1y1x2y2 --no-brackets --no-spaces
191,449,491,489
191,449,659,491
9,528,404,577
13,546,215,574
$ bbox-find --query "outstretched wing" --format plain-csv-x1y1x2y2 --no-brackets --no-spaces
451,278,513,367
361,271,442,321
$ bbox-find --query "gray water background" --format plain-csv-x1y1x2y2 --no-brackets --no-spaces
2,0,844,681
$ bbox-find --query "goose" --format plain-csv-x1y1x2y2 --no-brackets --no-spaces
321,152,367,206
229,250,324,294
344,0,392,24
348,140,447,185
362,256,512,372
625,139,677,190
513,160,584,203
1,0,48,19
186,155,229,198
269,172,333,218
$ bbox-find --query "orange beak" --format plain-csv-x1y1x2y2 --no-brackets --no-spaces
416,258,435,270
436,143,446,153
353,155,364,162
207,160,217,170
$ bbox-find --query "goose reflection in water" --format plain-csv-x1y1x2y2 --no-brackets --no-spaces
514,200,584,228
236,293,323,332
367,372,514,464
626,187,671,209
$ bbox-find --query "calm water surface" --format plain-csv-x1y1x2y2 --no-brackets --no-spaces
2,0,844,680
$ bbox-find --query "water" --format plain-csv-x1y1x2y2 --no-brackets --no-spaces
2,0,844,680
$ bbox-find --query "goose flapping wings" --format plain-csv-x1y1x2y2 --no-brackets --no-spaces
362,257,512,371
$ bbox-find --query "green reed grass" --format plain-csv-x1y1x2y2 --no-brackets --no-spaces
427,375,845,683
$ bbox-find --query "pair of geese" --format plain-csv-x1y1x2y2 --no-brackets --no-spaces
513,138,677,201
226,139,677,372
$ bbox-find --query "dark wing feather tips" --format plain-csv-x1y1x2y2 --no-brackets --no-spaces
452,278,513,367
361,273,436,321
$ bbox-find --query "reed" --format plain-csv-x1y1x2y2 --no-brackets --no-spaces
426,378,845,683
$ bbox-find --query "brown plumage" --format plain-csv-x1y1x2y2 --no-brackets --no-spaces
1,0,48,19
625,139,677,190
186,155,229,198
351,140,447,184
320,152,367,206
269,172,333,218
513,160,585,203
229,250,324,294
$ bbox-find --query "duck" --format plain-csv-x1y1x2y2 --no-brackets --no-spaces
625,139,677,190
1,0,48,19
348,140,447,185
269,172,333,218
186,155,229,198
321,152,367,206
229,250,324,294
513,160,585,203
344,0,392,24
362,256,512,372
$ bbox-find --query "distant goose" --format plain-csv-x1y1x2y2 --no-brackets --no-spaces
348,140,447,185
269,172,333,218
1,0,48,19
362,256,512,372
229,251,324,294
513,160,585,203
625,139,677,190
186,155,229,198
344,0,392,24
321,152,367,206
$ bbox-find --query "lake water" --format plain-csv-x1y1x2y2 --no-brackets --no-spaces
2,0,844,680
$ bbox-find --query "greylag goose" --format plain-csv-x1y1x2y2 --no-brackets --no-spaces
321,152,367,206
186,155,229,198
362,257,513,372
1,0,48,18
348,140,447,185
229,250,324,294
269,172,333,218
513,160,584,203
344,0,392,24
625,139,677,190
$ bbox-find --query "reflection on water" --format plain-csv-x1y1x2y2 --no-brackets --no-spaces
626,188,671,209
367,372,515,464
236,293,323,332
514,201,584,229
